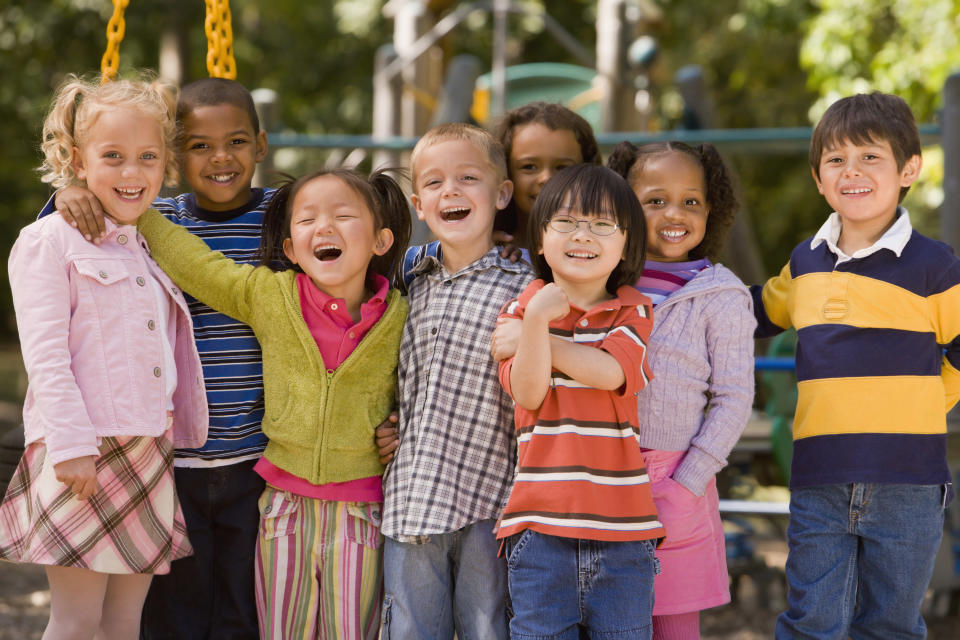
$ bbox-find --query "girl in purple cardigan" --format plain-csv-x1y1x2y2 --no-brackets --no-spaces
607,141,756,640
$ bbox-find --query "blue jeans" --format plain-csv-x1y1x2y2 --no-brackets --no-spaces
505,529,657,640
776,483,947,640
140,460,265,640
381,519,508,640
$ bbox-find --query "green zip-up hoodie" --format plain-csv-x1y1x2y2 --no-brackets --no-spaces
138,209,407,484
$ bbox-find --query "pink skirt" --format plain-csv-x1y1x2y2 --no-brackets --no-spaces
644,449,730,615
0,427,192,574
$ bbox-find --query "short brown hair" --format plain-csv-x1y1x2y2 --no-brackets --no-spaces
809,92,921,202
410,122,507,190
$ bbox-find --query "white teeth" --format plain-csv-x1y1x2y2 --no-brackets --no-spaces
115,187,143,199
661,229,687,238
565,250,596,259
842,187,871,194
209,173,237,183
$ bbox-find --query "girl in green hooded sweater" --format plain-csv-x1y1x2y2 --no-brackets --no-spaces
137,168,411,639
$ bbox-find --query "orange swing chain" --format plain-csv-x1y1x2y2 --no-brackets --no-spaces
205,0,237,79
100,0,129,83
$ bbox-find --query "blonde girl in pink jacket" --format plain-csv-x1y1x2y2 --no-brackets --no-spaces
0,75,207,640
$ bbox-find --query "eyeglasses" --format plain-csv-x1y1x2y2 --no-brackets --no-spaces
548,215,620,236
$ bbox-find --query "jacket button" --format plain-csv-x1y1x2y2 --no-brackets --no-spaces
136,276,146,286
147,320,156,331
117,234,128,245
99,270,108,279
153,367,162,377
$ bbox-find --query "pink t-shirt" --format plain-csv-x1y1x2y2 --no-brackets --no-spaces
254,272,390,502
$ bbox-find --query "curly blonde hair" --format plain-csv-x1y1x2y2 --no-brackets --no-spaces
39,73,179,188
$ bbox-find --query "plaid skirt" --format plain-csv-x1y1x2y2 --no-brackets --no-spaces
0,426,192,574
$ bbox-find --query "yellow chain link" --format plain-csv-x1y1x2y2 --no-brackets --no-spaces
100,0,129,83
205,0,237,79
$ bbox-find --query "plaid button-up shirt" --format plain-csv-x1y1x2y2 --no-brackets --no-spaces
382,245,535,539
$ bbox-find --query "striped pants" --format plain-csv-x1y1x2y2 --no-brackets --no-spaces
255,487,383,639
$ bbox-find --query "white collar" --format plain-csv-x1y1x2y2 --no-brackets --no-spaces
809,207,912,263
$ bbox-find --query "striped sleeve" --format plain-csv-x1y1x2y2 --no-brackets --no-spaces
597,302,653,397
754,261,793,338
929,277,960,411
497,296,523,399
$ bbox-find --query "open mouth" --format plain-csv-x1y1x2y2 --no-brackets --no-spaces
565,250,597,260
841,187,872,195
441,207,470,222
208,172,238,184
313,246,342,261
115,187,144,201
660,228,688,241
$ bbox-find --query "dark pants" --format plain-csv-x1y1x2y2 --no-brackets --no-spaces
141,459,265,640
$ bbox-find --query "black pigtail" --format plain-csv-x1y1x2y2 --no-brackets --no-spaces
368,169,413,285
257,173,297,271
691,143,738,261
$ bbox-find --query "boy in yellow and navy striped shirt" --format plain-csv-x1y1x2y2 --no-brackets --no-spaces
754,92,960,639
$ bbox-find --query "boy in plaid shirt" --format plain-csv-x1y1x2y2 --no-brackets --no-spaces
380,123,534,639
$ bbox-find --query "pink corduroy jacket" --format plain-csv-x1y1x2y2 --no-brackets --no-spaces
8,213,208,465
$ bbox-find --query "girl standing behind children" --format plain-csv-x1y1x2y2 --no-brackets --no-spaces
135,168,411,640
0,75,208,639
492,101,601,248
608,141,755,640
496,164,664,639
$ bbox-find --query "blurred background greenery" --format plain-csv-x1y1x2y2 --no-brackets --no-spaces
1,0,958,338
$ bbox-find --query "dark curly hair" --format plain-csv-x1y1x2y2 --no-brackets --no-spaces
607,141,738,261
492,102,601,234
257,168,412,284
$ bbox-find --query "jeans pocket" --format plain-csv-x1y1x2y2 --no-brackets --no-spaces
259,489,299,540
505,528,535,570
639,538,661,576
343,502,383,549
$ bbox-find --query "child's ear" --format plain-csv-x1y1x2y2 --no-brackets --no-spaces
72,146,86,181
282,237,298,265
410,193,426,221
373,227,394,256
899,154,922,187
496,179,514,211
255,130,269,163
810,167,824,194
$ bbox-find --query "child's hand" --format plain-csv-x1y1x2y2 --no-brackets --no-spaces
491,317,522,361
53,455,98,500
526,283,570,324
492,230,524,262
375,412,400,464
56,186,107,243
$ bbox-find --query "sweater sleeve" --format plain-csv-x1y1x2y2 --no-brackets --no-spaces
929,263,960,412
753,261,793,339
672,287,756,495
137,208,260,327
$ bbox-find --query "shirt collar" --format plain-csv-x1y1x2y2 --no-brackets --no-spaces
412,245,530,278
299,272,390,315
810,207,912,263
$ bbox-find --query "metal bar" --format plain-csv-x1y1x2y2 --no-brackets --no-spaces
380,2,482,81
718,499,791,516
266,124,941,153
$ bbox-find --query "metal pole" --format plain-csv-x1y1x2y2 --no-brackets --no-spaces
941,72,960,250
372,44,403,170
491,0,509,119
595,0,626,132
251,88,279,188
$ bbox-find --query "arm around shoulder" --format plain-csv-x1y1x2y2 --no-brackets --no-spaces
137,208,262,324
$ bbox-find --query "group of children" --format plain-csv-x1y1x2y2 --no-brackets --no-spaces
0,66,955,640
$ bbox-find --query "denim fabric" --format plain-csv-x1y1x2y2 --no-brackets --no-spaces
381,519,508,640
776,483,946,640
506,530,657,639
140,460,265,640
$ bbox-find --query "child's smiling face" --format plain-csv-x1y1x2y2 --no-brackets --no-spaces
72,107,166,226
282,175,393,303
509,123,583,219
632,151,709,263
179,103,268,212
411,138,512,267
539,199,626,303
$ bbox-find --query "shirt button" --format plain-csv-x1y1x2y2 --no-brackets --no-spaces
348,332,355,339
580,319,588,327
431,327,438,335
99,270,108,279
136,276,146,287
153,367,162,377
331,303,338,311
147,320,156,331
117,234,128,245
444,280,452,286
